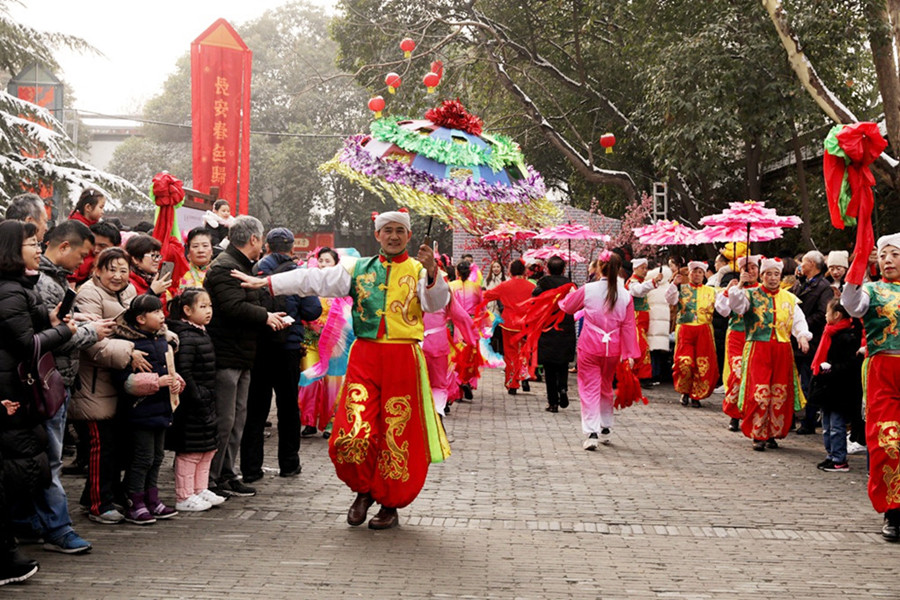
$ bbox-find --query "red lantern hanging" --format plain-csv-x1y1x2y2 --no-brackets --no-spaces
385,72,402,94
400,38,416,58
600,132,616,154
423,72,440,94
368,96,385,119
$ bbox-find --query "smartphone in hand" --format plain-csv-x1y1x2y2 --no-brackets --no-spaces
158,261,175,280
57,287,77,317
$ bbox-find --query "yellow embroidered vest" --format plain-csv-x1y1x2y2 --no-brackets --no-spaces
676,284,715,325
349,254,425,341
744,287,797,343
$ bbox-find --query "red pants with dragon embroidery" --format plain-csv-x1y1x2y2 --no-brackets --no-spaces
739,340,800,440
864,354,900,514
672,323,718,400
328,339,430,509
721,329,747,420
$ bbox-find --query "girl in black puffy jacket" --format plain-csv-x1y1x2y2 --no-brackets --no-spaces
114,295,184,525
165,288,223,512
0,220,74,584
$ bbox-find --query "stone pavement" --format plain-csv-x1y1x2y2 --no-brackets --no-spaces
11,368,897,599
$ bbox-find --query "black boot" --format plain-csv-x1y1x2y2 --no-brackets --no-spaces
521,380,530,392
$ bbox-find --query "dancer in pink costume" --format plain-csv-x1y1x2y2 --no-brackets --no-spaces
423,287,479,418
559,252,640,450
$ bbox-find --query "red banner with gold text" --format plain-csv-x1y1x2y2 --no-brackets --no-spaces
191,19,252,215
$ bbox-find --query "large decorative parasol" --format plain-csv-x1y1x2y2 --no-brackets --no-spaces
693,224,785,244
632,220,700,246
823,122,888,284
482,221,538,242
320,100,561,234
523,245,587,264
698,200,800,268
534,222,608,278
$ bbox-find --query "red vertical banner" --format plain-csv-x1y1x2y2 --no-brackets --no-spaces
191,19,252,215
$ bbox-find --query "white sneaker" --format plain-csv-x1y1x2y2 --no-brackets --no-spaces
847,439,867,455
712,385,726,395
583,434,599,451
175,494,212,512
600,428,611,445
197,489,227,506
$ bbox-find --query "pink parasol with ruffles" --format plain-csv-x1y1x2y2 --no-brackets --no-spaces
698,200,800,268
632,220,700,246
693,224,785,244
523,245,587,264
534,222,608,278
482,221,538,242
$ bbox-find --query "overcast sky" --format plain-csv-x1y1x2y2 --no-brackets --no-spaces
10,0,336,117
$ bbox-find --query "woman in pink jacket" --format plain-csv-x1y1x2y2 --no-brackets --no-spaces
560,252,640,450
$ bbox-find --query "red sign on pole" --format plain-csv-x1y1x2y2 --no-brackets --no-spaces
191,19,252,215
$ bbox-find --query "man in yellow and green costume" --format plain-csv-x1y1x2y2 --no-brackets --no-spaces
232,209,450,530
727,257,811,451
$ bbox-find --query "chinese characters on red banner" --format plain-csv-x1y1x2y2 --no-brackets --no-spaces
191,19,252,215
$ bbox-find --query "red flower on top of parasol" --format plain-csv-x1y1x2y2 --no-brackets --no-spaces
524,245,586,263
699,200,801,229
425,99,484,136
632,220,700,246
534,222,610,241
482,221,538,242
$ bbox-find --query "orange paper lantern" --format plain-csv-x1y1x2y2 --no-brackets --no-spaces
368,96,385,119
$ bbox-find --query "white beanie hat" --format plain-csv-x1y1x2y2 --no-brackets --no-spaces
759,257,784,274
687,261,707,272
632,258,648,269
372,209,411,232
826,250,849,268
737,254,762,269
877,233,900,252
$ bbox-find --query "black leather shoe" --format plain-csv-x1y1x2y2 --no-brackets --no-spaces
461,384,473,400
883,511,900,541
545,404,558,413
558,392,569,409
347,493,374,526
507,388,517,395
752,440,766,451
279,465,302,478
680,394,690,406
727,418,740,432
765,438,778,449
521,380,530,392
368,506,399,530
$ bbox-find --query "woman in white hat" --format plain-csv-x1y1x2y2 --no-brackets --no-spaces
715,255,761,431
841,233,900,541
665,260,719,407
727,258,811,451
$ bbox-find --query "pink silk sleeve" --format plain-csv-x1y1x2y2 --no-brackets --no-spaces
558,286,585,315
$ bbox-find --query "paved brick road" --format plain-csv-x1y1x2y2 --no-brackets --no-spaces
11,368,896,599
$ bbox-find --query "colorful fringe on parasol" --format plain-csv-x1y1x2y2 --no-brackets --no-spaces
320,99,561,233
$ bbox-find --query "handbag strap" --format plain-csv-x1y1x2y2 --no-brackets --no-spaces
31,333,41,366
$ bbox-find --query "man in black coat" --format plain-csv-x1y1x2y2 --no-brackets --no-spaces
532,256,577,412
241,228,321,482
204,216,286,497
792,250,835,434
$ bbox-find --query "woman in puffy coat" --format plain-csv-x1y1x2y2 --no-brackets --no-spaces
71,247,143,524
0,220,75,582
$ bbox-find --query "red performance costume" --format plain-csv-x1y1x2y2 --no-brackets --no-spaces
625,259,657,380
728,258,811,447
264,211,450,529
842,233,900,531
666,262,719,402
482,275,536,391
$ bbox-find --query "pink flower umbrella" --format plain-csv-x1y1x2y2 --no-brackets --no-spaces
523,245,587,264
693,224,785,244
534,222,608,278
481,221,538,265
632,220,701,246
699,200,801,267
